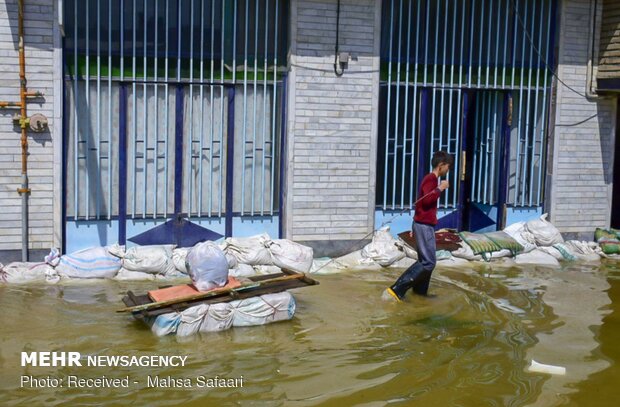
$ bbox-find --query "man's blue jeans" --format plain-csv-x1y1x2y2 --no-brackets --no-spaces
390,221,437,298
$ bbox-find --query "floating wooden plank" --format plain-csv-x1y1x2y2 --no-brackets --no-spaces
147,277,245,302
118,270,319,317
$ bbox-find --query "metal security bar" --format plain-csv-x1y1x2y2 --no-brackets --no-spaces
470,91,504,205
428,88,462,209
64,0,287,222
378,0,556,210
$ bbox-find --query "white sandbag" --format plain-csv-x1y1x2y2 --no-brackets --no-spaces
215,242,239,269
528,360,566,376
172,247,191,274
152,304,234,336
0,262,60,284
228,264,257,277
56,247,122,279
451,242,483,261
231,292,296,327
177,304,210,337
524,213,563,246
114,268,155,281
361,227,406,267
551,242,578,261
121,245,176,275
223,233,273,266
266,239,313,273
225,252,239,269
200,303,235,333
151,313,182,336
489,249,514,259
107,243,126,258
452,244,511,262
396,237,418,260
45,248,61,267
503,222,537,253
563,240,601,262
514,249,560,267
186,241,229,291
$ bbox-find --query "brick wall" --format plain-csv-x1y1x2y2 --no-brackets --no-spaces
0,0,59,255
285,0,381,250
548,0,617,237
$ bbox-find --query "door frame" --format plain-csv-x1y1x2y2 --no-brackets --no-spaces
457,90,512,232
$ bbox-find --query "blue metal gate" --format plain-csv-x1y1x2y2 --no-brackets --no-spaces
376,0,556,232
63,0,288,253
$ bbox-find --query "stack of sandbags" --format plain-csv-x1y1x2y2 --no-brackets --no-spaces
594,228,620,257
221,234,314,275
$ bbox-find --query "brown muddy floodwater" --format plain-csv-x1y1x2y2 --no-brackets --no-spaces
1,260,619,406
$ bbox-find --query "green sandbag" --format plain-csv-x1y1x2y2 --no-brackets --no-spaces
459,231,502,258
595,228,617,242
600,240,620,255
484,231,524,255
552,243,578,261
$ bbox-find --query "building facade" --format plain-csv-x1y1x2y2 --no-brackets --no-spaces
0,0,617,261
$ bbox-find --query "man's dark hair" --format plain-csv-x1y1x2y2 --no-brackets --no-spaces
431,150,454,168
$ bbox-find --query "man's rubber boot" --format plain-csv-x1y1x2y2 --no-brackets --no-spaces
389,262,424,300
411,269,432,296
385,287,403,302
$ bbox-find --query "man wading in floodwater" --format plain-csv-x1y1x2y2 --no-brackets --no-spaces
385,150,453,302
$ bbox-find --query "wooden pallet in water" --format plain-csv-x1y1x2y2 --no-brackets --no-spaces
118,269,319,319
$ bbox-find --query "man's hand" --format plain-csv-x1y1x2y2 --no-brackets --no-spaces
439,180,450,191
409,231,413,238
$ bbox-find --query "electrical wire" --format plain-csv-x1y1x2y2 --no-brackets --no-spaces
556,113,598,127
508,0,589,99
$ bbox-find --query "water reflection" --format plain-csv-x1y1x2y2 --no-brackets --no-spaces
0,261,616,406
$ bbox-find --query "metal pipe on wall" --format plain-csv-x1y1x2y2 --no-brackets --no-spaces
17,0,30,262
0,0,44,261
